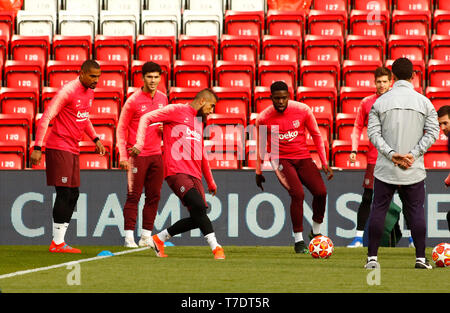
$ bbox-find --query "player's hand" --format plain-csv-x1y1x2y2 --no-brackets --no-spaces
392,153,413,169
349,152,357,164
208,185,217,196
95,140,106,156
159,124,163,133
322,164,334,180
119,160,129,170
30,150,42,166
128,146,141,157
255,173,265,191
445,174,450,187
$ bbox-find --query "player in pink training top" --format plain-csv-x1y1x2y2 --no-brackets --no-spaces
117,62,168,248
347,67,394,248
255,81,334,254
129,89,225,260
30,60,106,253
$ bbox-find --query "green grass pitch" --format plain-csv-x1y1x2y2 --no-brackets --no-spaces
0,245,448,293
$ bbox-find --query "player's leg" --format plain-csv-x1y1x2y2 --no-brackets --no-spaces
139,154,164,247
398,181,431,269
365,178,396,268
123,156,146,247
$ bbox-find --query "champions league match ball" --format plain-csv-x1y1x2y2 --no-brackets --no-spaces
431,243,450,267
308,235,334,259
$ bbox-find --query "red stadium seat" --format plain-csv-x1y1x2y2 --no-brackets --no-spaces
391,10,431,37
130,59,170,93
215,60,255,89
385,59,425,90
205,123,245,156
300,60,340,89
394,0,430,11
258,60,297,88
245,139,274,170
339,86,376,113
332,139,369,169
297,86,337,121
220,34,259,63
437,0,450,10
96,60,128,92
224,11,264,40
345,35,386,62
0,34,7,66
431,35,450,61
206,113,246,128
178,35,218,68
349,10,390,37
262,35,302,63
46,60,82,88
92,87,123,122
0,88,38,118
52,35,92,62
82,125,114,153
314,112,334,144
434,10,450,36
4,60,42,93
307,138,329,169
425,87,450,111
136,35,176,66
266,10,306,37
173,60,212,88
342,60,382,88
352,0,390,10
10,35,50,71
428,60,450,88
388,35,428,61
308,10,347,37
204,140,241,170
0,11,14,41
0,113,32,155
94,35,133,69
335,113,357,140
0,143,25,169
79,141,111,169
313,0,348,11
424,143,450,169
212,87,251,122
304,35,344,63
41,87,58,112
168,87,202,104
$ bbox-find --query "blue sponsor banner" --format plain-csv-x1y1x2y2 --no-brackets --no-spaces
0,170,449,246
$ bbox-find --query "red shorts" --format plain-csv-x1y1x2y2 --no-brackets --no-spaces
165,174,207,209
45,148,80,187
363,163,375,189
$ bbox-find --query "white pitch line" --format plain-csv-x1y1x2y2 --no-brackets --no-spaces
0,246,150,280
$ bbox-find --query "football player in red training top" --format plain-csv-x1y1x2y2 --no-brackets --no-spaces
30,60,105,253
129,89,225,260
117,62,168,248
255,81,333,254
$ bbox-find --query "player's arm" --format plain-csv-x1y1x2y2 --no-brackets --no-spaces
255,119,266,190
202,143,217,196
116,99,134,170
350,102,366,163
31,88,70,165
84,119,105,156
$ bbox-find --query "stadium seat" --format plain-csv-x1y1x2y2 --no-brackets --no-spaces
178,35,218,68
431,35,450,61
436,0,450,10
10,35,50,72
352,0,390,10
424,143,450,169
349,10,390,37
427,60,450,88
332,139,369,169
92,87,123,124
434,10,450,36
173,60,212,88
168,87,203,104
262,35,302,63
297,86,337,122
189,0,225,12
0,34,7,66
136,35,176,66
304,35,343,63
204,139,241,170
130,59,170,93
82,125,115,153
0,11,14,41
46,60,82,88
394,0,430,11
0,143,25,169
229,0,265,11
4,60,42,93
300,60,340,89
206,113,247,128
391,10,431,37
212,87,251,122
0,113,32,154
23,0,58,14
308,10,347,37
41,87,58,112
266,10,306,37
339,86,376,113
385,59,425,90
89,113,118,145
307,138,330,169
66,0,100,13
215,60,255,89
16,10,56,39
183,10,223,37
425,86,450,111
58,10,97,39
335,113,359,140
99,11,138,39
258,60,297,89
96,60,128,92
224,11,264,40
104,0,141,13
245,139,274,170
312,0,348,11
79,141,111,169
52,35,92,62
141,10,180,37
94,35,134,68
388,35,428,61
342,60,382,88
345,35,386,62
0,88,38,118
220,34,259,63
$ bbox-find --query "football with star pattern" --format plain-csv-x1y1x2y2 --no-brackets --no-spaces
309,235,334,259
